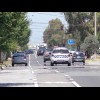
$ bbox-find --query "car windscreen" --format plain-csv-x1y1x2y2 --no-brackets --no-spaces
39,47,46,50
13,53,25,57
73,53,85,57
53,49,69,53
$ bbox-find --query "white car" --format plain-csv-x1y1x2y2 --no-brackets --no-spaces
50,47,71,66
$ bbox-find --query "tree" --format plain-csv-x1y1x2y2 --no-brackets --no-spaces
43,18,65,47
80,35,99,58
0,12,31,52
0,12,31,61
63,12,94,50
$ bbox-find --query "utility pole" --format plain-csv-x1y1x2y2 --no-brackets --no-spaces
95,12,97,37
94,12,97,58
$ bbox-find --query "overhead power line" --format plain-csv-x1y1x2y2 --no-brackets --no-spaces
30,22,68,26
35,12,64,17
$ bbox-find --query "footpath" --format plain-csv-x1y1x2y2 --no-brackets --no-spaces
0,66,35,87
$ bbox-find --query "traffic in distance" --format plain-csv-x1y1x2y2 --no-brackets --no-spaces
11,45,85,67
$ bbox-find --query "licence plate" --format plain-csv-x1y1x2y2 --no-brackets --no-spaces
77,56,81,58
75,59,82,61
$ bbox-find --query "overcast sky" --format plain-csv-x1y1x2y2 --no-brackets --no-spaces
27,12,68,46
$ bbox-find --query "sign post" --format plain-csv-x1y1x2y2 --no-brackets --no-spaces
67,39,75,50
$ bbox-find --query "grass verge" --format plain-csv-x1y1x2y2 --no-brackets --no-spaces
0,58,11,68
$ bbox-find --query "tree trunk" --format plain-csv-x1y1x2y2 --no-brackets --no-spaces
85,51,91,59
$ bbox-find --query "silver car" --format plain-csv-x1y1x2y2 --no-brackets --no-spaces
12,52,28,66
50,47,71,66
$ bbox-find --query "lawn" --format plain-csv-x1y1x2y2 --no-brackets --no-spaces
86,55,100,62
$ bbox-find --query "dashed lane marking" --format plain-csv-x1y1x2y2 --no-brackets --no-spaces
29,54,38,87
54,70,59,73
72,81,81,87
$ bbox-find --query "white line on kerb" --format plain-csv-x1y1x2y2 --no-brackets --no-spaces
72,81,81,87
29,55,38,87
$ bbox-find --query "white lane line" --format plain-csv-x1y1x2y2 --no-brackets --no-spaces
29,54,38,87
32,71,34,74
33,78,37,81
35,53,37,58
37,61,42,66
72,81,81,87
64,74,80,86
34,82,38,87
64,75,69,77
54,70,59,73
35,82,73,84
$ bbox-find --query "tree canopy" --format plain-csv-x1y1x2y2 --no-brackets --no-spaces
43,18,65,47
0,12,31,52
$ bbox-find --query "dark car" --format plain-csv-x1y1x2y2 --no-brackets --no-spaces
72,52,85,65
37,47,46,56
12,52,28,66
43,48,52,62
25,49,34,54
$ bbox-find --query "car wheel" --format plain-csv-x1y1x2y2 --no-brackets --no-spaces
68,62,71,66
12,63,14,67
51,62,54,66
83,61,85,65
83,62,85,65
25,63,28,66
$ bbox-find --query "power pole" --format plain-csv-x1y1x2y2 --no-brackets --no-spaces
94,12,97,58
95,12,97,37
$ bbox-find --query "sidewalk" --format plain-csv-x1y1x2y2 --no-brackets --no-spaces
0,67,35,87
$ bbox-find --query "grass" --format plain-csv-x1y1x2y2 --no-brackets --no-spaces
86,55,100,62
0,58,11,68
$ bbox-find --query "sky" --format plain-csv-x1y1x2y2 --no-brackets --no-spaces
27,12,68,46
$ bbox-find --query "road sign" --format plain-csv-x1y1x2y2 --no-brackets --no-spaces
68,39,75,45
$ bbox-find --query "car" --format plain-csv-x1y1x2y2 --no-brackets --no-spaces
37,46,46,56
25,49,34,54
50,47,71,66
43,48,52,63
72,52,85,65
69,50,76,56
12,52,28,66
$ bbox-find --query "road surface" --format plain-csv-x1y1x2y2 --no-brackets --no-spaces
0,52,100,87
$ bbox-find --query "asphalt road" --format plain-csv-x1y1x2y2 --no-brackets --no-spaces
0,52,100,87
32,52,100,87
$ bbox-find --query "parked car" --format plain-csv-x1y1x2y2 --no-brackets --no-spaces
50,47,71,66
43,48,52,62
37,47,46,56
12,52,28,66
72,52,85,65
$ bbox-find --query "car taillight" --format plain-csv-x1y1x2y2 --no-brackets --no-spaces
68,54,70,57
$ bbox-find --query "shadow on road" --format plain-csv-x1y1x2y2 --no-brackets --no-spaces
0,83,34,87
